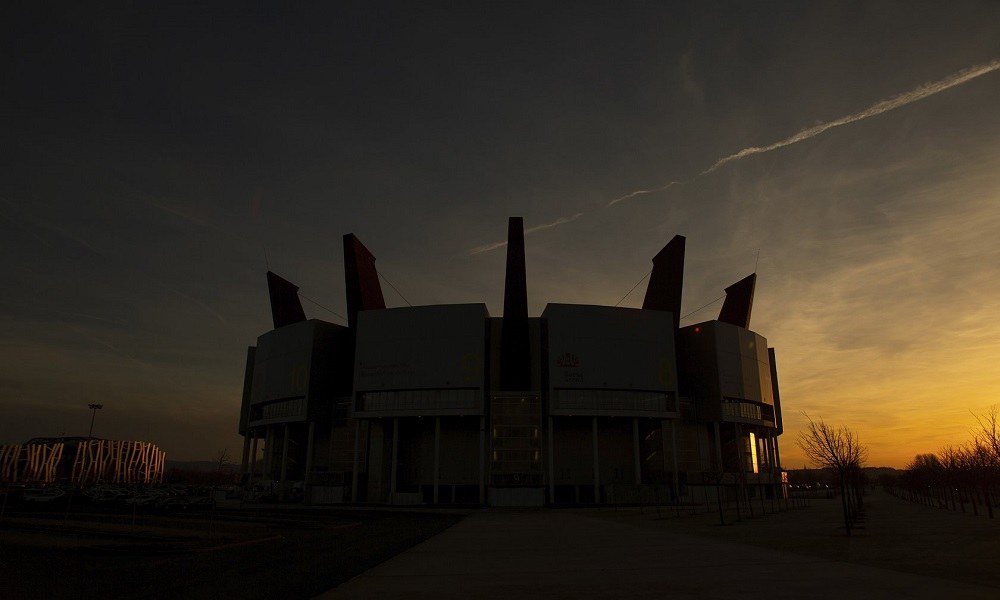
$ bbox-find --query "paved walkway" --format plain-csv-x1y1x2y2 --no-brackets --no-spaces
319,510,997,599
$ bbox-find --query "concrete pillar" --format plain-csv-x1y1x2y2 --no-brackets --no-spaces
772,434,784,503
241,433,251,477
479,416,486,504
712,422,723,472
773,434,782,471
249,433,259,480
328,418,337,470
632,417,641,485
548,416,555,503
433,417,441,504
351,419,362,502
389,417,399,502
592,417,600,504
660,419,670,474
264,426,274,477
671,419,679,500
304,421,316,485
279,423,290,501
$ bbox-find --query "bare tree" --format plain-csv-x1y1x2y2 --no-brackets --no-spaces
215,448,233,472
797,414,868,536
971,406,1000,518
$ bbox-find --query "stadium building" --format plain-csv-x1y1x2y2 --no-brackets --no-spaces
0,437,166,486
237,218,784,506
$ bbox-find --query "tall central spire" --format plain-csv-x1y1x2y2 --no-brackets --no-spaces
500,217,530,390
503,217,528,320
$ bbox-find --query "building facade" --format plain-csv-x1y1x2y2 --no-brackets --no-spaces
238,219,784,506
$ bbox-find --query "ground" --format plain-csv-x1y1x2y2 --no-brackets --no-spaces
2,489,999,598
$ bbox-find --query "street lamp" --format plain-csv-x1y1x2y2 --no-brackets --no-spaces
87,403,103,439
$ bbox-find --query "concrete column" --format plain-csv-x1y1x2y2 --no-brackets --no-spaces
548,416,555,503
328,418,337,470
478,416,486,504
304,421,316,485
279,423,290,501
772,434,784,503
762,435,770,478
241,433,252,477
712,422,723,472
433,417,441,504
670,419,679,499
249,433,258,480
734,422,743,471
592,417,600,504
632,417,641,485
351,419,362,502
661,420,670,474
773,434,782,471
264,426,274,477
389,417,399,502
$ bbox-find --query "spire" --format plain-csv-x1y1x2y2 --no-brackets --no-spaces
343,233,386,330
641,235,685,329
266,271,307,329
500,217,531,390
718,273,756,329
502,217,528,320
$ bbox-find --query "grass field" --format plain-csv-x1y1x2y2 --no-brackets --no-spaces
583,488,1000,589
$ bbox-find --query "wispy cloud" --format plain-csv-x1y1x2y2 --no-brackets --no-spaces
700,59,1000,176
467,240,509,255
608,58,1000,205
607,182,681,206
525,212,584,234
468,213,584,255
468,59,1000,256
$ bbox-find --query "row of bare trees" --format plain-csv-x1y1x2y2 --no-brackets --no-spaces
797,414,868,536
886,407,1000,518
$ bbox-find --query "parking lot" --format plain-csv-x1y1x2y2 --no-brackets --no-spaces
0,487,461,599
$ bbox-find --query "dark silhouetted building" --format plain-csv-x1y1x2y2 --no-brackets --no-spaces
237,220,784,506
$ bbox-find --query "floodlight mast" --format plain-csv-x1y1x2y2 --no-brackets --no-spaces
87,403,104,439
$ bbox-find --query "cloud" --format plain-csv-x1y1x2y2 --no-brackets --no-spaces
607,182,682,206
468,213,584,255
525,212,584,234
699,58,1000,176
608,58,1000,205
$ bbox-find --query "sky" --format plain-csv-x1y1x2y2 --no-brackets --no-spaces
2,2,998,468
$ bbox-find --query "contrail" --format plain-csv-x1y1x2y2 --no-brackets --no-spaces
608,58,1000,204
468,213,584,255
526,212,584,234
608,182,681,206
466,59,1000,252
701,58,1000,175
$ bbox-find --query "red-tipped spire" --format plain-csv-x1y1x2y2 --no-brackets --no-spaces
718,273,756,329
343,234,386,329
266,271,307,329
642,235,685,329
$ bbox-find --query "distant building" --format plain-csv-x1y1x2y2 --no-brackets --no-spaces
238,219,784,506
0,437,166,486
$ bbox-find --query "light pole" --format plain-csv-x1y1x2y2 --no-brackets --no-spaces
87,404,103,439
